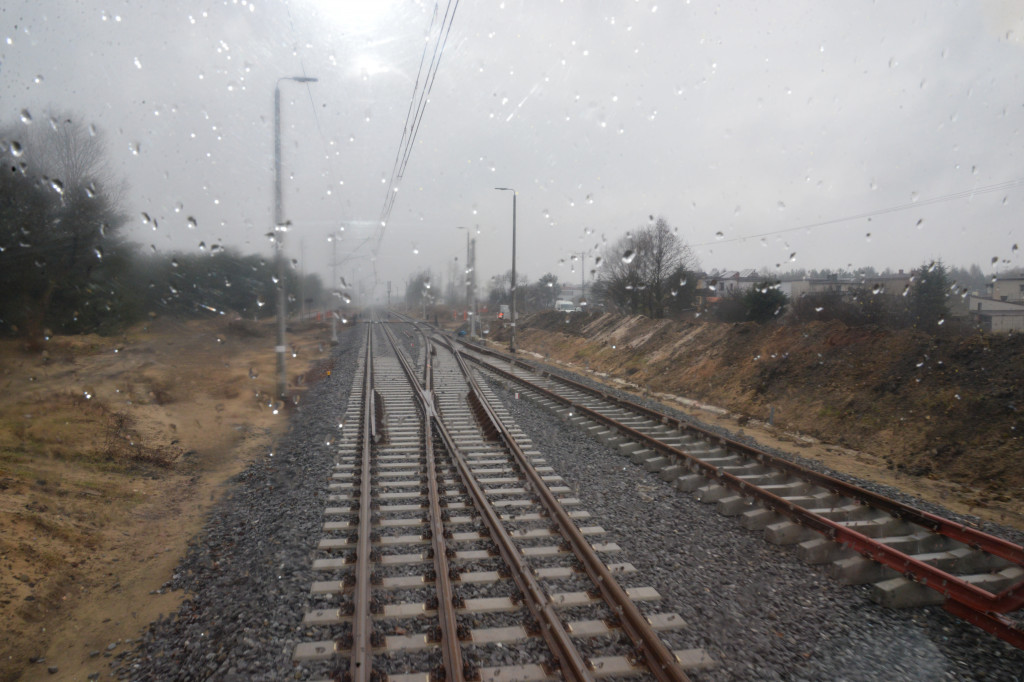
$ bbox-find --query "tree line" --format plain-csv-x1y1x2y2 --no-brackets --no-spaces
0,114,323,346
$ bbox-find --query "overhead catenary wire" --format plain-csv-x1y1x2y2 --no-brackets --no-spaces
692,178,1023,247
375,0,461,251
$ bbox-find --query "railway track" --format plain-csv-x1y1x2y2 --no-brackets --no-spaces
452,334,1024,651
293,317,711,680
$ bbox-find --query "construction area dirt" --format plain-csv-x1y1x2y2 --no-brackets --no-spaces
490,310,1024,532
0,317,333,682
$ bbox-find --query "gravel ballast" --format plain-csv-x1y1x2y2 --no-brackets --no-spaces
482,370,1024,681
113,325,1023,681
116,325,363,681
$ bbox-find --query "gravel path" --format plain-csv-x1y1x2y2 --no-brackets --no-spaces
482,371,1024,682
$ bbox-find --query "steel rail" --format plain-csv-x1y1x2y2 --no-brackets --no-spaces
378,320,466,681
460,343,1024,649
463,343,1024,565
441,335,691,681
349,321,375,680
388,323,594,680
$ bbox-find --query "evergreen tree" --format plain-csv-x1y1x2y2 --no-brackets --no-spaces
908,261,951,331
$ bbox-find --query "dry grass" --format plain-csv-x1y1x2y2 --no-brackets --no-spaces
0,316,334,682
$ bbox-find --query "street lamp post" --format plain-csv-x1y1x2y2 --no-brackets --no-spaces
494,187,517,353
273,75,317,402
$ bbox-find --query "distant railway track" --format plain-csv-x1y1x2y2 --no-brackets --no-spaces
451,331,1024,651
292,315,709,680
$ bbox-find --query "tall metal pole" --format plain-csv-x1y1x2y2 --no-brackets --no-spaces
577,251,586,304
273,83,287,402
469,235,477,337
456,226,473,334
495,187,517,353
273,76,317,402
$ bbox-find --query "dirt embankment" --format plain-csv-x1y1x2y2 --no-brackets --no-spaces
0,317,335,682
499,311,1024,527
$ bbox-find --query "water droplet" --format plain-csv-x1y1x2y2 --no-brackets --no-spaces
20,109,32,124
789,252,797,262
9,141,24,157
715,231,724,240
49,179,64,196
777,201,786,210
134,57,142,69
621,249,636,264
198,241,206,251
256,295,266,308
93,247,103,260
141,212,151,225
249,367,258,379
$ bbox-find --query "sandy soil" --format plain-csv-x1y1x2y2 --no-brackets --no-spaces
0,316,336,682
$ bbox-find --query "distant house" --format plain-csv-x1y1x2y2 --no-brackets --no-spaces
969,293,1024,332
860,270,913,297
777,275,858,301
703,269,762,294
987,276,1024,303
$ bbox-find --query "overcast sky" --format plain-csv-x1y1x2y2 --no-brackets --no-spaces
2,0,1023,302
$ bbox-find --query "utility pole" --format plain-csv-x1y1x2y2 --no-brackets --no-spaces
494,187,517,353
469,235,477,336
576,251,586,304
331,234,337,302
272,75,318,402
300,238,306,320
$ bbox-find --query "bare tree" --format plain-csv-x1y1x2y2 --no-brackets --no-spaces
593,217,698,317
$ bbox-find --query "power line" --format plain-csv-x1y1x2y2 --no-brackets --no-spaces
692,178,1023,247
374,0,461,251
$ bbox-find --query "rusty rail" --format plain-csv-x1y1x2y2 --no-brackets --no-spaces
349,322,375,680
442,334,691,682
459,340,1024,649
379,319,466,680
